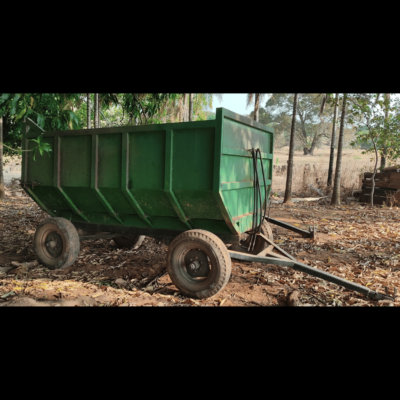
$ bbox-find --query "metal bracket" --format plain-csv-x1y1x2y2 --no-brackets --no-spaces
385,286,397,302
266,216,316,239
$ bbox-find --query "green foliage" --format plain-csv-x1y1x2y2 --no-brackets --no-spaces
0,93,219,158
262,93,335,150
0,93,85,156
349,93,400,167
206,112,216,120
193,94,215,121
99,93,217,125
29,135,52,161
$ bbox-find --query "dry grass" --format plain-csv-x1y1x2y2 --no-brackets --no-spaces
273,146,375,166
271,146,389,200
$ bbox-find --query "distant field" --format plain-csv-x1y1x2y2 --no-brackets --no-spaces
273,146,377,167
271,146,398,196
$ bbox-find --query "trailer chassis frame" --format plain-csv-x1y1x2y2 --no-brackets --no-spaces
228,233,395,302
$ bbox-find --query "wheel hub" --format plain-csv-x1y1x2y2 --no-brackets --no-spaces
184,250,210,278
45,231,63,258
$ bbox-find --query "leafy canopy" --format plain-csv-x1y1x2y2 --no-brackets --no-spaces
348,93,400,166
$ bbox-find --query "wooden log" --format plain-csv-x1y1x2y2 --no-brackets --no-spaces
362,179,400,189
383,165,400,171
361,186,397,196
364,172,390,180
360,194,387,205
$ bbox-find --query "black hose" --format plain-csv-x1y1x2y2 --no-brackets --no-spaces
247,148,268,252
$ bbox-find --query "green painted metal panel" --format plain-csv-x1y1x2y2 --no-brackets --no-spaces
165,130,193,229
22,108,274,239
219,109,273,234
120,132,153,226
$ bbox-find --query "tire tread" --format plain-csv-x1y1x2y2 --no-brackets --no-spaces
167,229,231,299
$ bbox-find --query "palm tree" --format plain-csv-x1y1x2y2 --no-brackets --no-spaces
87,94,91,129
247,94,267,122
327,93,339,186
182,93,188,121
94,93,99,128
0,116,4,200
331,93,348,205
189,93,194,121
283,93,298,205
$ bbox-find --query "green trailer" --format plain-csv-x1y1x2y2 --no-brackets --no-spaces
21,108,394,301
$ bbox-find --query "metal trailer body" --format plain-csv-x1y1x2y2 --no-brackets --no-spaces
22,108,273,245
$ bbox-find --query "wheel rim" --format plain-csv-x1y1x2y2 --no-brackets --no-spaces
39,227,64,260
177,247,213,284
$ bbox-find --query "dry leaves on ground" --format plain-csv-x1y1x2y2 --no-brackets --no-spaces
1,189,399,306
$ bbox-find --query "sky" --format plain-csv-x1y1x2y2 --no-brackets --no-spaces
208,94,252,116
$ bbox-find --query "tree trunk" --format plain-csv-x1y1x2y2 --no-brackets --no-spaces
94,94,99,128
0,116,4,200
380,93,390,170
283,93,298,205
371,139,378,208
97,95,101,127
327,93,338,186
296,105,309,149
254,93,260,122
380,155,386,169
331,94,347,205
308,131,320,156
189,93,194,121
182,94,188,122
87,93,91,129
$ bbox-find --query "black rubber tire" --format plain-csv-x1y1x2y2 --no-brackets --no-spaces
167,229,231,299
232,220,274,255
113,235,145,249
34,217,80,270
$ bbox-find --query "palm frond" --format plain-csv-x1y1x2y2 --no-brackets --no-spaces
246,93,254,107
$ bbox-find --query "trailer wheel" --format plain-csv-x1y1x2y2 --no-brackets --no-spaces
34,217,80,270
113,235,145,249
231,220,274,255
167,230,231,299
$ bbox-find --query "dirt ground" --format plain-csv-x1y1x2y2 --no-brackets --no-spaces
1,184,399,307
